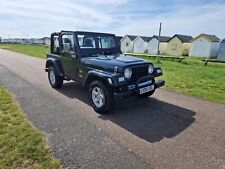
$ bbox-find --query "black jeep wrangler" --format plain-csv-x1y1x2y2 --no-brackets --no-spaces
45,31,165,113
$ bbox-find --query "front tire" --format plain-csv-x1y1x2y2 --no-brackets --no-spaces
89,80,114,114
48,66,63,89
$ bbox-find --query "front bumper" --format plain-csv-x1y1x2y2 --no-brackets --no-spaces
114,79,165,99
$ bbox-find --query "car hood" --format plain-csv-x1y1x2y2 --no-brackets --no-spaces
80,54,149,73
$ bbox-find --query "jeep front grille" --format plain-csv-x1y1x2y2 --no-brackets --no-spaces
131,65,148,82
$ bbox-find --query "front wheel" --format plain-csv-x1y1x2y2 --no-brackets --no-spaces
48,66,63,89
89,80,114,114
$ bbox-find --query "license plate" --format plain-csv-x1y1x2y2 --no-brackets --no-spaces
139,85,154,94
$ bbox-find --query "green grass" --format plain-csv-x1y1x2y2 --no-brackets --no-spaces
0,44,225,104
0,85,62,169
138,55,225,104
0,44,49,59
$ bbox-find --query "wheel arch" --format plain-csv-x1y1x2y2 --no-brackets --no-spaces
45,58,64,76
83,71,112,88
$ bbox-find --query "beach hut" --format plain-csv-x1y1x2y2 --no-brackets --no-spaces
166,34,193,56
218,39,225,60
189,34,220,58
133,36,151,53
147,35,170,55
120,35,137,53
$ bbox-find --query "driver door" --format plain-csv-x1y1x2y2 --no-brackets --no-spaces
60,33,78,80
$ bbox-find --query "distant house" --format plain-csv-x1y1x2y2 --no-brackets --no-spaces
133,36,151,53
31,38,40,45
120,35,137,53
218,39,225,60
40,37,50,46
11,38,23,44
2,38,11,43
147,35,170,55
23,39,33,44
1,38,8,43
189,34,220,58
31,37,50,46
166,34,193,56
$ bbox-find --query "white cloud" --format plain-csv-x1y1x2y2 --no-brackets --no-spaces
114,3,225,39
91,0,127,5
0,0,113,37
0,0,224,39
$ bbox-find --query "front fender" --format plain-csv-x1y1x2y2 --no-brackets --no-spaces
83,70,118,87
45,58,64,76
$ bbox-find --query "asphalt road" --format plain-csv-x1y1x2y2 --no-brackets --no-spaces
0,49,225,169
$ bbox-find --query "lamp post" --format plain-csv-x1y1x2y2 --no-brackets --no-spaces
157,22,162,63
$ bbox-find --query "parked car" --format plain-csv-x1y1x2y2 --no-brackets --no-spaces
45,31,165,113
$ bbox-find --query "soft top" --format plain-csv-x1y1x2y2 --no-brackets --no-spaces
60,30,115,36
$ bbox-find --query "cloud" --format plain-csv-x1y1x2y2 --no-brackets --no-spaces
0,0,224,39
90,0,127,5
0,0,114,37
114,2,225,39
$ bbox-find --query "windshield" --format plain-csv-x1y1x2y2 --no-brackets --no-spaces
77,34,116,49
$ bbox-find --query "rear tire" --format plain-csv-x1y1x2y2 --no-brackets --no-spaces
48,66,63,89
89,80,114,114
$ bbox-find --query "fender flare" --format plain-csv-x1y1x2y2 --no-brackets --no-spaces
45,58,64,76
83,70,116,87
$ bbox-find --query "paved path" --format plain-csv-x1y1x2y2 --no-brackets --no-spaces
0,49,225,169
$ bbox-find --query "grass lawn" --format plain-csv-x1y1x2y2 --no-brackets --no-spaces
137,55,225,104
0,43,49,59
0,43,225,104
0,85,61,169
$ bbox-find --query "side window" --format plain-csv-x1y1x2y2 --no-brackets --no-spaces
62,34,74,52
98,36,116,49
78,35,95,48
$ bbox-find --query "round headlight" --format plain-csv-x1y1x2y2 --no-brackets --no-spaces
124,68,132,79
148,64,154,74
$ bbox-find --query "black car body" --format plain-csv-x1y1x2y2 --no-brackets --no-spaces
45,31,165,113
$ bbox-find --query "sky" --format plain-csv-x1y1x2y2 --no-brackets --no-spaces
0,0,225,39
